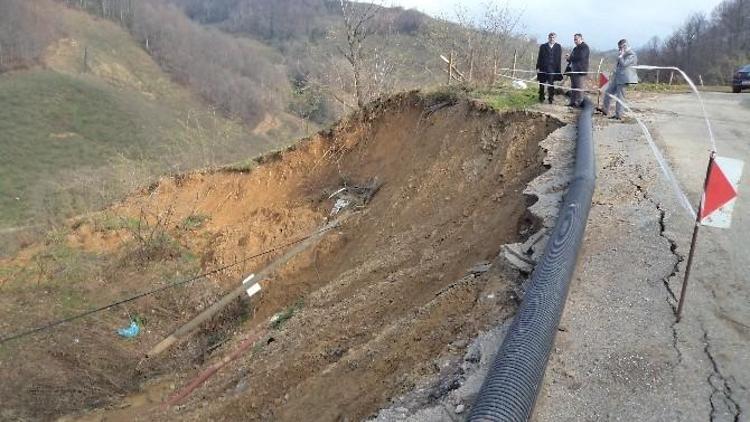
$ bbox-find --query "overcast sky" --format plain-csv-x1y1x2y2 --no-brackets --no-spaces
389,0,726,50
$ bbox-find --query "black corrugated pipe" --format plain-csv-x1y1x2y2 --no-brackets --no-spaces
469,99,596,421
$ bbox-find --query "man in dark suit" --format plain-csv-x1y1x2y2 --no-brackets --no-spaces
536,32,563,104
565,33,590,107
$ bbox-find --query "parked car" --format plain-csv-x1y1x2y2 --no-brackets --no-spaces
732,64,750,93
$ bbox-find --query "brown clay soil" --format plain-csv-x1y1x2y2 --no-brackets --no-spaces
0,92,562,421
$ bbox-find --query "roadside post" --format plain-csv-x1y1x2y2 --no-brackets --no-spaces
676,153,744,322
597,72,609,107
596,58,602,106
440,52,465,85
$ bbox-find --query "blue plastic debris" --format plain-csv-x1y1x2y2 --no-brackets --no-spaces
117,320,140,338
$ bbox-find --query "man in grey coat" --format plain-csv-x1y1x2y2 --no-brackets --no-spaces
599,39,638,119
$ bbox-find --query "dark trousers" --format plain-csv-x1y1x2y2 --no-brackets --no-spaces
538,78,555,102
569,74,584,105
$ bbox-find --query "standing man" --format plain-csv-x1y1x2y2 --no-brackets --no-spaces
565,33,590,107
599,39,638,119
536,32,563,104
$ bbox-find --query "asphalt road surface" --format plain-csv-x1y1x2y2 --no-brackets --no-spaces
649,91,749,421
535,92,748,422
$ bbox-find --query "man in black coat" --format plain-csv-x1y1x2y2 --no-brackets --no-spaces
565,33,590,107
536,32,563,104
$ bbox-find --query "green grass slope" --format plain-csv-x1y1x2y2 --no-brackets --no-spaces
0,4,303,231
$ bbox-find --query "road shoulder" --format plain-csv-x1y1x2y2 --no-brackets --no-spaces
534,118,715,421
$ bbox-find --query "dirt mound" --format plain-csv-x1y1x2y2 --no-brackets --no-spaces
0,92,562,421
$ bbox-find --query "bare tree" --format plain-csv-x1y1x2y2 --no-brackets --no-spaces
639,0,750,84
423,1,526,86
0,0,59,72
338,0,378,108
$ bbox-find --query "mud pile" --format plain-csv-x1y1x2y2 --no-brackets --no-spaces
0,92,563,421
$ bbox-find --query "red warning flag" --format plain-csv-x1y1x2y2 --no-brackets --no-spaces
700,156,744,228
598,72,609,88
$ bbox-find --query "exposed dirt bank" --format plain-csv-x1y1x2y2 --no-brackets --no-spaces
0,92,562,421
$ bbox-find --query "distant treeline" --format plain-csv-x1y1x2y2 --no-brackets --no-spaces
20,0,533,127
54,0,433,126
164,0,432,116
639,0,750,84
59,0,294,126
168,0,428,41
0,1,60,72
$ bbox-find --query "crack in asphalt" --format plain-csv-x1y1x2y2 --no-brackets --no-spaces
655,204,682,307
703,325,742,422
630,177,684,364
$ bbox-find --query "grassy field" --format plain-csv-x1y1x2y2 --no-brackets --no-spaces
0,5,304,235
471,83,539,110
0,70,152,224
632,82,733,93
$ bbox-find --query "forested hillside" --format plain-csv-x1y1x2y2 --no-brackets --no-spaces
166,0,533,111
0,1,303,251
55,0,296,127
55,0,536,122
639,0,750,84
0,0,538,253
0,1,60,71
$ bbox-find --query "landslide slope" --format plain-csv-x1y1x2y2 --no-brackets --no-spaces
0,92,561,421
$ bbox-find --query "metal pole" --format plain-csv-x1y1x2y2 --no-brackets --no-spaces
676,222,700,322
512,49,517,79
596,58,604,107
146,218,342,357
676,152,715,322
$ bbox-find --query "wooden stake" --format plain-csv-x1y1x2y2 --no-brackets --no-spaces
450,64,466,82
669,71,674,86
468,49,474,83
82,46,88,73
493,57,497,85
448,51,453,86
